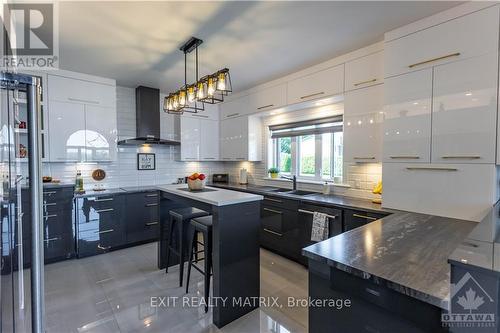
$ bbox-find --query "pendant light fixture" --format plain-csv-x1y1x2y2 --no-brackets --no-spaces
163,37,231,114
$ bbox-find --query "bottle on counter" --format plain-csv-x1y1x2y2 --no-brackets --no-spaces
75,170,84,193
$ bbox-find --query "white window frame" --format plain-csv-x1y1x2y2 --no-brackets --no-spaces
271,132,342,182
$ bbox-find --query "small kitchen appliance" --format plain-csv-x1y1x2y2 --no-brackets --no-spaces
212,173,229,184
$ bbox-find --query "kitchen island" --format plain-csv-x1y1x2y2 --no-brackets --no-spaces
303,212,476,332
157,184,263,328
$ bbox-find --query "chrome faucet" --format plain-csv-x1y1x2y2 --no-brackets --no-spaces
280,175,297,191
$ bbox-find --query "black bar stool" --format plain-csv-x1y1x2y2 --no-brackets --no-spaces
165,207,209,287
185,215,213,313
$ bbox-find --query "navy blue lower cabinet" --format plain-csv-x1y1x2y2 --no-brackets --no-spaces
298,204,342,265
76,194,126,258
343,209,388,232
308,260,445,333
16,186,76,267
260,200,300,260
124,191,160,244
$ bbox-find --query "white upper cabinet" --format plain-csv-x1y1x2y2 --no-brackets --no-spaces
382,162,497,221
247,84,286,113
345,51,384,91
199,119,219,161
385,5,499,78
287,64,344,104
180,118,201,161
220,95,250,120
431,54,497,164
179,116,219,161
383,69,433,163
48,101,86,162
220,115,261,161
343,84,384,163
85,105,117,162
47,72,117,162
48,75,116,108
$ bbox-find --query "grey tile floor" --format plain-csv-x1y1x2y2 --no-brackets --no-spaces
41,243,308,333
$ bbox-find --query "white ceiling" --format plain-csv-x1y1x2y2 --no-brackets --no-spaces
58,1,461,93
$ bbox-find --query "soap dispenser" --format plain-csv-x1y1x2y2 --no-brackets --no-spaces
322,181,331,195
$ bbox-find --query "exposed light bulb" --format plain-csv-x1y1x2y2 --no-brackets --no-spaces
207,77,215,96
187,86,195,103
179,90,186,106
217,72,226,91
166,98,173,111
197,82,204,99
172,95,179,109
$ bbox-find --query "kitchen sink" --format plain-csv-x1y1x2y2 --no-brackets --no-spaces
285,190,316,196
267,188,293,193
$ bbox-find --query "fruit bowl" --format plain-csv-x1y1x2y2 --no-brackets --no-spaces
187,178,205,191
187,173,206,191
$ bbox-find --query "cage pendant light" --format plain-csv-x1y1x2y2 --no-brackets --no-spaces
163,36,231,114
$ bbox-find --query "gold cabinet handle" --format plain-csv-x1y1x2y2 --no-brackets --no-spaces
352,214,377,221
406,167,458,171
441,156,480,159
263,228,283,237
257,104,274,110
353,157,376,160
353,78,377,87
263,208,282,214
390,156,420,159
300,92,324,100
298,209,336,220
408,52,460,68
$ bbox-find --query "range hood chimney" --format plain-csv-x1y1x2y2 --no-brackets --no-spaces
117,86,180,146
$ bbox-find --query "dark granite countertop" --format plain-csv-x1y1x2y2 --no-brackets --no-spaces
209,183,392,214
303,212,476,309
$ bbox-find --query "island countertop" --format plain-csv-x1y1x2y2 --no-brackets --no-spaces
303,212,476,309
157,184,263,206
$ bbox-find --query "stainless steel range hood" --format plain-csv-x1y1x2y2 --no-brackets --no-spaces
117,86,180,146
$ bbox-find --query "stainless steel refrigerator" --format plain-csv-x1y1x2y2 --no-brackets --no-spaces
0,72,44,333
